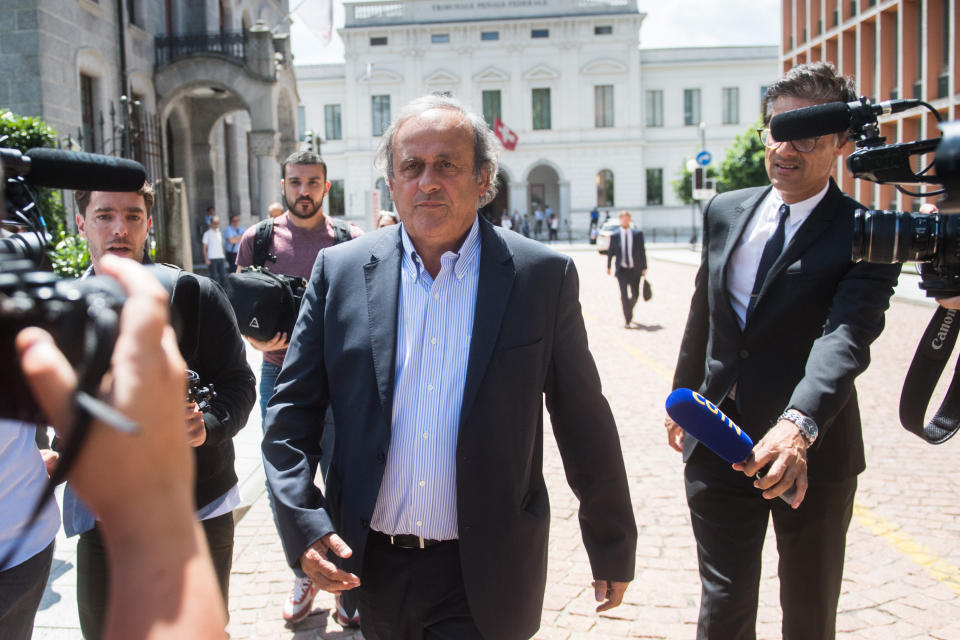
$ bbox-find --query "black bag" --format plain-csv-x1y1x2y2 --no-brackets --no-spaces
642,277,653,302
225,216,351,340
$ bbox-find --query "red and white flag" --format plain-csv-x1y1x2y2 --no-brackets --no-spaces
493,117,518,151
293,0,334,45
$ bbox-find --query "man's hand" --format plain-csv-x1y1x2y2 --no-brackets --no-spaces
593,579,629,613
733,418,809,508
642,269,647,276
938,296,960,310
246,332,288,352
299,533,361,593
665,415,684,452
606,267,612,275
185,402,206,447
40,449,59,477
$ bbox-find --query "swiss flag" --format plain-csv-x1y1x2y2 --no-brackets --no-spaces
493,117,518,151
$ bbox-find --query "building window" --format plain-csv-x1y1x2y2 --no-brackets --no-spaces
596,169,614,207
645,90,663,127
328,179,344,216
372,95,390,136
531,28,549,38
684,88,701,126
646,168,663,206
532,88,551,130
431,33,449,43
482,90,501,127
325,104,342,140
370,36,387,46
80,73,97,153
595,85,614,128
595,25,613,35
722,87,739,125
376,177,393,212
481,31,499,41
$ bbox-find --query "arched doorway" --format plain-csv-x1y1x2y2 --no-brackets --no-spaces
479,171,509,225
527,164,559,215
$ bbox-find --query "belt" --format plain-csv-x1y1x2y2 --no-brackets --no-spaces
371,530,446,550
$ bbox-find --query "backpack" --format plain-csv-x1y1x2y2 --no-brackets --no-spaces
225,217,353,341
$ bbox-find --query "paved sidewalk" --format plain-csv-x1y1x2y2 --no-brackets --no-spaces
33,245,960,639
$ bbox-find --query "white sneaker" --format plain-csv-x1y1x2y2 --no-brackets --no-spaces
283,576,319,623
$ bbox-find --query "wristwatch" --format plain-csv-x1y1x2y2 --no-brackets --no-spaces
779,409,819,445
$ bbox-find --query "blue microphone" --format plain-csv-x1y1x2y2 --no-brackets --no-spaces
665,388,796,503
665,388,754,463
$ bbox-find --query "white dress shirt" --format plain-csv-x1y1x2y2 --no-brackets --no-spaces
727,183,830,328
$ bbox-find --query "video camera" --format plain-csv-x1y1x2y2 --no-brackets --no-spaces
770,97,960,296
1,144,146,423
770,99,960,444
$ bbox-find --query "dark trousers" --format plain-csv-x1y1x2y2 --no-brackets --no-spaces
207,258,228,286
615,267,641,323
226,251,238,272
77,512,234,640
356,531,484,640
0,541,54,640
684,409,856,640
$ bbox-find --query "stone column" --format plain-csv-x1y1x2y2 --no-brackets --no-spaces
249,130,280,217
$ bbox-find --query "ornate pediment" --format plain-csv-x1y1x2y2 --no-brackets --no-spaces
423,69,460,86
522,63,560,81
580,58,629,75
473,66,509,84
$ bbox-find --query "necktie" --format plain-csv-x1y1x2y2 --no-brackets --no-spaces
623,230,633,268
747,204,789,320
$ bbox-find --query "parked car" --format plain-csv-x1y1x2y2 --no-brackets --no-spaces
596,219,636,254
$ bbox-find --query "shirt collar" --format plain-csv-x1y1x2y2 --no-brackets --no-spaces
400,215,481,282
770,181,830,222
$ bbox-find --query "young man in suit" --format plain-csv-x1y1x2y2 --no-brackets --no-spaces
606,210,647,328
261,94,637,640
665,62,901,640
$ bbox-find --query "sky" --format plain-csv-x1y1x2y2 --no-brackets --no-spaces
289,0,781,66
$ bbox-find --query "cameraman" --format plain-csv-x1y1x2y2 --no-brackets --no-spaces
67,183,255,639
17,255,226,640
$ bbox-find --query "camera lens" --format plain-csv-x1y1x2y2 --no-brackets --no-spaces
852,209,939,264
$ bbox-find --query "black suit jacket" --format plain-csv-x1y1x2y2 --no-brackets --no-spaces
606,228,647,274
672,180,900,481
262,217,636,640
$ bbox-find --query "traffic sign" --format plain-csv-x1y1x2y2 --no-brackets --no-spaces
696,150,712,166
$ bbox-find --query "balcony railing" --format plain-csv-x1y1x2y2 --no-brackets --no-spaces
155,31,247,67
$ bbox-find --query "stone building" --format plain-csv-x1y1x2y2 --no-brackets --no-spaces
0,0,299,258
296,0,778,237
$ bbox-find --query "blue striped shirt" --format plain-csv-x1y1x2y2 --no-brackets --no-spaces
369,216,481,540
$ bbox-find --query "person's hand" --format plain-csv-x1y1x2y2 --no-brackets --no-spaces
733,418,809,508
642,269,647,276
937,296,960,310
16,253,193,528
185,402,206,447
299,533,361,593
246,332,289,352
665,415,684,452
39,449,59,477
593,579,629,613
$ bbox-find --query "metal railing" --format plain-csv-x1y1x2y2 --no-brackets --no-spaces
155,31,247,67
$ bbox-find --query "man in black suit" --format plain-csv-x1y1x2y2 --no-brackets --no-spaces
606,210,647,328
665,62,901,639
262,94,636,640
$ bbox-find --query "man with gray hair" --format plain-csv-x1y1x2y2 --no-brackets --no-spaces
262,93,636,639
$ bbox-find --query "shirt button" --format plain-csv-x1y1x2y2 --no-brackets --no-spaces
419,481,425,487
422,432,429,439
457,274,463,280
739,349,750,359
416,520,422,527
433,293,439,300
430,338,437,345
427,384,434,392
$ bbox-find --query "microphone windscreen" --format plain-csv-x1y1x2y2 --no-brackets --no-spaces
769,101,851,142
24,148,147,191
665,388,754,464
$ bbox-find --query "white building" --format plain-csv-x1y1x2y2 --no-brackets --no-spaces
297,0,778,238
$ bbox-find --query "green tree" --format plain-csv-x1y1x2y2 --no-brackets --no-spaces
0,109,68,244
717,118,769,192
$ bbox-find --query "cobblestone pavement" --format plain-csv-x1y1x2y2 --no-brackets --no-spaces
34,245,960,639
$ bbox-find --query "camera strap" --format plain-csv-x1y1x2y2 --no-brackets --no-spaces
899,305,960,444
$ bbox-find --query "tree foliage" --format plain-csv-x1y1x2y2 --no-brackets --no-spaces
717,119,769,192
0,109,68,245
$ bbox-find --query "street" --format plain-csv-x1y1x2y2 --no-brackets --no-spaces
34,244,960,639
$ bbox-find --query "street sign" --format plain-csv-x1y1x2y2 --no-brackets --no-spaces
696,150,712,166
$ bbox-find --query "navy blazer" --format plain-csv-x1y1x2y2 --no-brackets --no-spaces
672,180,901,481
262,217,637,640
606,227,647,274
